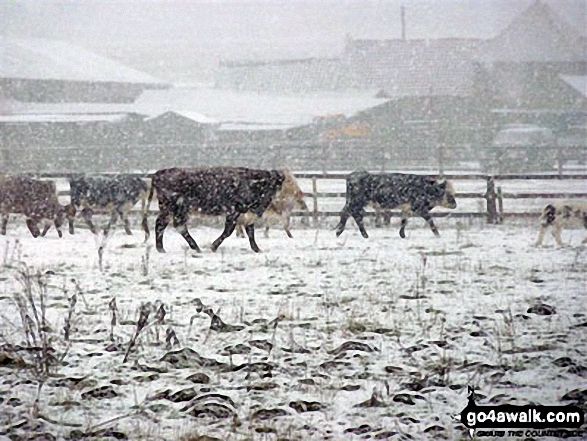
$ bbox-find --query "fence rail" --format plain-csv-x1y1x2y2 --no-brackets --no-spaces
40,172,587,226
2,143,586,176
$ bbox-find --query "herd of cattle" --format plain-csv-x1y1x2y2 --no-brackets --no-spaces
0,168,585,251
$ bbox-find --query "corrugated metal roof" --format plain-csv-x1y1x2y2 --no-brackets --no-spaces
0,37,167,85
344,38,480,98
477,1,586,63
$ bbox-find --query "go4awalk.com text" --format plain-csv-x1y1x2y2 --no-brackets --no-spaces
460,387,584,438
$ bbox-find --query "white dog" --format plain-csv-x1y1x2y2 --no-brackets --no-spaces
535,200,587,246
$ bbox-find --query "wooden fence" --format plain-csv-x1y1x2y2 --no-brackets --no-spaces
3,142,586,175
37,172,587,226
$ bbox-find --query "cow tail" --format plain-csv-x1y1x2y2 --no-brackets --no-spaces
540,204,556,226
141,177,155,242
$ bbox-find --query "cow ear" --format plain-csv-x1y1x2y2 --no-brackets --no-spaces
272,170,285,185
437,178,447,187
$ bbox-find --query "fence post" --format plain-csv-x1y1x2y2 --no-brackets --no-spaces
497,186,504,224
312,177,318,227
438,145,445,175
485,176,498,224
556,143,563,178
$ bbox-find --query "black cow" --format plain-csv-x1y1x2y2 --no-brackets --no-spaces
141,167,286,253
67,175,149,236
335,171,457,239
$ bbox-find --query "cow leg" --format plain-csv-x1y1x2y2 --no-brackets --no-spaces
552,223,564,246
155,214,171,253
1,215,7,235
282,214,293,238
399,209,412,238
121,212,133,235
535,226,548,246
103,210,119,237
335,208,351,237
211,214,238,252
81,208,97,234
352,210,369,238
374,206,382,228
235,224,245,238
40,223,51,237
399,217,409,238
175,222,201,253
172,209,200,252
26,219,41,238
244,224,261,253
421,212,440,237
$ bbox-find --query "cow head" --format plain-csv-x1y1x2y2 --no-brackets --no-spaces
275,168,305,203
437,179,457,209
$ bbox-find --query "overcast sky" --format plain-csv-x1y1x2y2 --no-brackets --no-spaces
1,0,584,82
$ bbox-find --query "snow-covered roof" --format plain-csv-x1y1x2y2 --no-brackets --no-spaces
0,87,386,130
560,75,587,98
0,36,167,85
0,113,128,123
145,110,218,125
218,123,296,132
134,87,387,129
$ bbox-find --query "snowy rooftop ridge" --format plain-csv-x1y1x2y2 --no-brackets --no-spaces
0,36,169,85
560,75,587,98
0,87,387,129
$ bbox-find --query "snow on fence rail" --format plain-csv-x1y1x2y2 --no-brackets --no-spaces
40,172,587,225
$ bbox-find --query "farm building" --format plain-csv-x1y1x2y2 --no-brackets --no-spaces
476,1,587,126
214,1,586,170
0,37,169,103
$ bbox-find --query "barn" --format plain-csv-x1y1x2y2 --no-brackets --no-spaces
0,37,169,103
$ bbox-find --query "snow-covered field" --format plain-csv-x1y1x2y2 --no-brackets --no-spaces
1,216,586,440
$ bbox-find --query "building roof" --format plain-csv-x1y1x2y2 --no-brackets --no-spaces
560,75,587,98
215,58,349,93
0,113,128,123
477,1,586,63
0,37,168,85
134,87,387,129
145,110,218,125
343,38,481,98
0,86,387,130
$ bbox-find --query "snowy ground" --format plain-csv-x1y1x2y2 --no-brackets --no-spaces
0,216,586,440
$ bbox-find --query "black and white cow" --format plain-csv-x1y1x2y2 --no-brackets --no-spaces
335,171,457,239
67,175,149,236
535,201,587,247
141,167,287,253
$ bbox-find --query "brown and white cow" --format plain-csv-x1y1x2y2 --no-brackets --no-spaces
535,200,587,247
235,168,308,238
141,167,288,253
335,171,457,239
0,175,68,238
